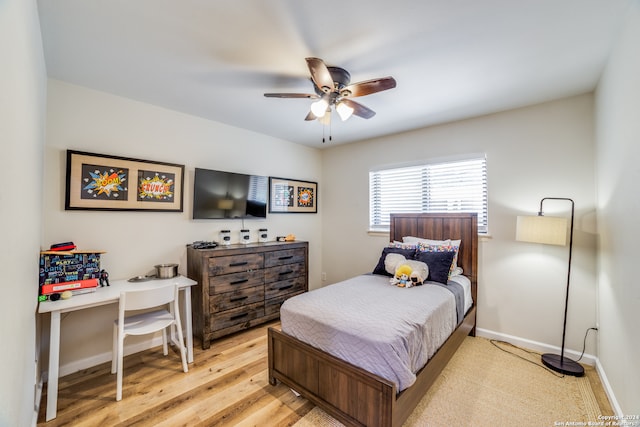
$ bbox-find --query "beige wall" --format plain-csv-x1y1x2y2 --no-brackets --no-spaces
0,0,47,425
42,80,323,374
595,1,640,415
321,94,598,359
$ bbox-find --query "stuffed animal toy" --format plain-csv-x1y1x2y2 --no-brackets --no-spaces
385,253,428,288
410,270,425,286
393,264,413,287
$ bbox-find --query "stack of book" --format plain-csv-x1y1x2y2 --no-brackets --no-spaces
39,244,106,299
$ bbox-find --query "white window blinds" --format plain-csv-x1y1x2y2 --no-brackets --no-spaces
369,156,488,233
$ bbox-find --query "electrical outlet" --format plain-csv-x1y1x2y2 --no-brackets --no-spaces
321,272,327,281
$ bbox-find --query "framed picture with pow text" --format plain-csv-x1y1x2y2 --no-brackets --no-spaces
65,150,185,212
269,177,317,213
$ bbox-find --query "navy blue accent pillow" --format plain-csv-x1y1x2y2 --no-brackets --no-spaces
372,247,416,277
414,250,456,284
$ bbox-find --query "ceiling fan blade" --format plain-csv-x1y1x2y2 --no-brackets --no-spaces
264,93,319,99
306,57,334,93
341,77,396,98
341,99,376,119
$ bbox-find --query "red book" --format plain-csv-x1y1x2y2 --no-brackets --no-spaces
40,278,99,295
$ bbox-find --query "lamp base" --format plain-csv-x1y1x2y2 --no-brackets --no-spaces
541,353,585,377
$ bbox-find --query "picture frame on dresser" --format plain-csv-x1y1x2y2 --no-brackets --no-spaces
65,150,185,212
269,177,317,213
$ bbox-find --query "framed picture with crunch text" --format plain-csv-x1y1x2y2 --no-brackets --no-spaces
65,150,184,212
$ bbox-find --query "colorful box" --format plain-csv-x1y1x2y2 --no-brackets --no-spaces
38,251,105,295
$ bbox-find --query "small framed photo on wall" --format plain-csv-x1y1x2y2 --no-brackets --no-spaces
269,177,317,213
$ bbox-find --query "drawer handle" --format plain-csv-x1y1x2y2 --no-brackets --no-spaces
278,255,293,260
278,270,294,276
230,279,249,285
229,261,248,267
230,313,249,321
278,285,293,291
230,296,248,303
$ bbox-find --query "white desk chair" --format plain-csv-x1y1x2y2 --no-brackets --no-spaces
111,283,188,401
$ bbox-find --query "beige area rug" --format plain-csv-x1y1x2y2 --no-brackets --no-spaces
294,337,602,427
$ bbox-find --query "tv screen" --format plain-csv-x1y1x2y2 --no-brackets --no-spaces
193,168,268,219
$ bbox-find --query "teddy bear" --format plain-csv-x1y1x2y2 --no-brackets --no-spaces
385,253,428,288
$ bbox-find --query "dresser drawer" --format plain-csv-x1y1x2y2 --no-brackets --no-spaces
210,302,265,331
264,248,306,268
264,290,305,316
208,253,263,276
264,262,306,283
210,285,264,312
265,276,307,300
208,270,263,294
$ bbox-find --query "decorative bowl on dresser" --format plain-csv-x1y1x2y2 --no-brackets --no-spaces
187,240,308,349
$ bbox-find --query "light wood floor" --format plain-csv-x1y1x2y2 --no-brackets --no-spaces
37,321,613,426
37,320,312,426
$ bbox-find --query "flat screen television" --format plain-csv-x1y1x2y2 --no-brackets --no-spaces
192,168,268,219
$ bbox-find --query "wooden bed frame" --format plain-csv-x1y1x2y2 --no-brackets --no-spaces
268,213,478,427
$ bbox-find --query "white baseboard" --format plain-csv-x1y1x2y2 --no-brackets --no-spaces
476,328,622,415
595,358,623,417
32,377,43,427
475,328,597,366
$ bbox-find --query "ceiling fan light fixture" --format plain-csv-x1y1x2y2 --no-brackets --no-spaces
310,98,329,117
264,57,396,128
336,101,354,121
318,110,331,125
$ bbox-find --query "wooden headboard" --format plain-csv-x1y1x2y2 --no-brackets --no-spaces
389,213,478,304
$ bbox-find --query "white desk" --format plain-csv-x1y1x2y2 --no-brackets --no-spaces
38,275,197,421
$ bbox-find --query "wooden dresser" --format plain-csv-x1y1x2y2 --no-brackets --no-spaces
187,240,308,349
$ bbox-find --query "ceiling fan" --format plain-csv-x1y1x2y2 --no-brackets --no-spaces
264,57,397,123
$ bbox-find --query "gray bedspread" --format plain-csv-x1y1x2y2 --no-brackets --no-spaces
280,274,457,392
431,280,465,325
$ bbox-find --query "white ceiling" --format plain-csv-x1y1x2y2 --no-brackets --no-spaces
37,0,631,148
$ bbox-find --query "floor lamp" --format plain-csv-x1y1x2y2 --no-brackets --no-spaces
516,197,584,377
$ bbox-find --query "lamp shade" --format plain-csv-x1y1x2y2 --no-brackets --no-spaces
336,101,354,121
310,99,328,117
516,215,567,246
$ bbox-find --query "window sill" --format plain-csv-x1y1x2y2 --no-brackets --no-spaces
367,229,390,237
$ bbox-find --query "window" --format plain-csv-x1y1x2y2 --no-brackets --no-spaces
369,155,488,233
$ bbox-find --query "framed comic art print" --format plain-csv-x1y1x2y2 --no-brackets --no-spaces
65,150,185,212
269,176,317,213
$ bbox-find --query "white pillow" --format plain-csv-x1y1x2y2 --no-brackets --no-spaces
384,253,407,275
405,260,428,280
384,253,429,279
403,236,461,248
